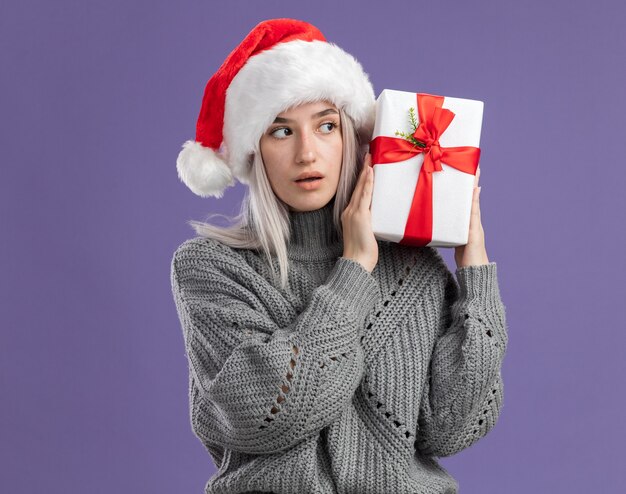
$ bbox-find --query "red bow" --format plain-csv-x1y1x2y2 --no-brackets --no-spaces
369,93,481,246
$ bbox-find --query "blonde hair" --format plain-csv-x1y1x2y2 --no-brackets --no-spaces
186,107,364,289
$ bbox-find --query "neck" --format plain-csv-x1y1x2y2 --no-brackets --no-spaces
287,198,343,261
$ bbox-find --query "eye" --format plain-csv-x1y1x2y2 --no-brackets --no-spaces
319,122,338,134
270,127,292,139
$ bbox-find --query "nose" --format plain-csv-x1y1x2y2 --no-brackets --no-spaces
296,129,316,164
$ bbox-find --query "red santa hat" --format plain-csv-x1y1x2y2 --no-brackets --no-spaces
176,18,376,198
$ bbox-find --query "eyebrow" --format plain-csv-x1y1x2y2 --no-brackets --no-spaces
272,108,339,124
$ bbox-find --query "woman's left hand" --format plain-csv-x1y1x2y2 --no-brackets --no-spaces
454,166,490,269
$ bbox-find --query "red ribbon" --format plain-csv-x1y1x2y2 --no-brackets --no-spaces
369,93,481,246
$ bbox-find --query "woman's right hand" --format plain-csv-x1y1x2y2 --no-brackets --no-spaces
341,152,378,273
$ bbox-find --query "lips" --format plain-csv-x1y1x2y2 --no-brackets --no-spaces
294,172,324,181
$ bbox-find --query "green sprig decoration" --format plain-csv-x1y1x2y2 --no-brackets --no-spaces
394,107,426,148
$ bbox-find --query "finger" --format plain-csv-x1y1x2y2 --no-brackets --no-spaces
360,157,374,211
474,166,480,188
350,154,370,207
361,163,374,211
357,153,370,187
471,186,481,222
467,188,477,233
362,152,372,178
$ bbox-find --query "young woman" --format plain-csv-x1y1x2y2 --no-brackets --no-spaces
171,18,508,494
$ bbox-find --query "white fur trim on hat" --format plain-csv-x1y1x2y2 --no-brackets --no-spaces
224,39,376,184
176,140,235,198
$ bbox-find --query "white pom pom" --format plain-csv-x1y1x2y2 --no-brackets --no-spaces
176,140,235,198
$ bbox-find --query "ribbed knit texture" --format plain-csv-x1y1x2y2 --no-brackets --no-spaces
170,199,508,494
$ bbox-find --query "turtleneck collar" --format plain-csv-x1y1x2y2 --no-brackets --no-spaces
287,197,343,261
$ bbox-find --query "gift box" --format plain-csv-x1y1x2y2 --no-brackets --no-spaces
369,89,483,247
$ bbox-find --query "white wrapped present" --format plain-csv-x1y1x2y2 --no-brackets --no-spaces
369,89,483,247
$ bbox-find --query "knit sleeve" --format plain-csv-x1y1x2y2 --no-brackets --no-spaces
415,262,508,457
170,239,381,455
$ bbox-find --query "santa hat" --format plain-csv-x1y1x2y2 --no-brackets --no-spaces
176,18,376,198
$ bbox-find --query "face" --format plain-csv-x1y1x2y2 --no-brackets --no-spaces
259,100,343,212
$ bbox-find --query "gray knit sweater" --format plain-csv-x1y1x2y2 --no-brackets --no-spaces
170,199,508,494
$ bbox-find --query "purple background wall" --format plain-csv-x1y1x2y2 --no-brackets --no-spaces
2,0,625,492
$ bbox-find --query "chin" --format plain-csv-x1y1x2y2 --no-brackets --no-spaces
287,194,333,212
